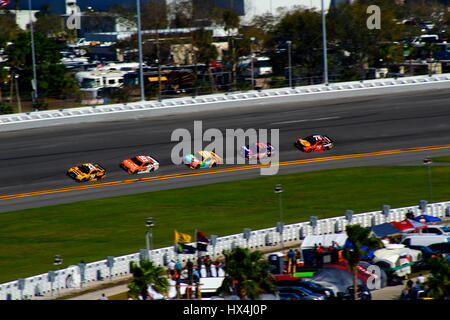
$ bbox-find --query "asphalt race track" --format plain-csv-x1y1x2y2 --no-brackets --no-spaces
1,88,450,212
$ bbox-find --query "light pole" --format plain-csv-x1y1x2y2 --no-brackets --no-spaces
321,0,329,85
136,0,145,101
28,0,38,109
14,73,22,113
53,254,62,297
250,37,255,90
423,158,433,203
286,40,292,88
274,184,284,222
156,57,162,101
145,217,155,261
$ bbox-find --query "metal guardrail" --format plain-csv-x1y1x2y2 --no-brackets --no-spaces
1,73,450,129
0,200,448,300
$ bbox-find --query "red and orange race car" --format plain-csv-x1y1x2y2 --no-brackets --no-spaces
294,134,334,153
120,155,160,174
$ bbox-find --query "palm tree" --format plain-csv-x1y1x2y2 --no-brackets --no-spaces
216,247,276,300
128,260,170,300
424,256,450,300
343,224,382,300
192,28,219,93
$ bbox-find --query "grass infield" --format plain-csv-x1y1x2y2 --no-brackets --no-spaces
0,165,449,283
431,155,450,163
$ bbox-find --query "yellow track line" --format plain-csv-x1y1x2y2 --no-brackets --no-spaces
1,143,450,201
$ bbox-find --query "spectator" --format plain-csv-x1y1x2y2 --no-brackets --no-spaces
197,256,203,271
99,293,109,300
193,268,200,282
294,249,301,268
175,260,182,275
287,248,295,273
204,256,212,277
317,243,324,253
381,237,390,246
417,274,426,285
406,210,415,220
186,259,194,283
168,259,176,273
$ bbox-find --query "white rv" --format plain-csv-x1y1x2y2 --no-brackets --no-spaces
75,70,125,89
239,56,273,77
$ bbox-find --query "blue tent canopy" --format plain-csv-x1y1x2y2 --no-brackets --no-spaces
414,215,442,223
371,223,402,237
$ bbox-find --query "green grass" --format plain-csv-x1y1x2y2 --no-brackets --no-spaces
431,155,450,163
1,165,449,283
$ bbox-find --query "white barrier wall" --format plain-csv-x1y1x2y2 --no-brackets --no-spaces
0,200,449,300
1,74,450,132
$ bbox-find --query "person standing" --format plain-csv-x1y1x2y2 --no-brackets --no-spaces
186,259,194,283
204,256,212,277
287,248,295,273
175,260,182,276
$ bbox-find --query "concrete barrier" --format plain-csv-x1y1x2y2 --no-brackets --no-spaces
2,74,450,132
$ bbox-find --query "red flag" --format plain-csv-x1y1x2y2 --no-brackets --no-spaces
0,0,11,8
196,231,209,252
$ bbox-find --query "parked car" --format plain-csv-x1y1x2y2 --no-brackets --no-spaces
401,234,450,247
276,285,327,300
414,225,450,236
407,245,436,260
277,287,325,300
343,285,372,300
276,280,334,298
428,242,450,255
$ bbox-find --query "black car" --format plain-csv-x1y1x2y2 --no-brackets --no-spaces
428,242,450,254
276,280,334,298
343,285,372,300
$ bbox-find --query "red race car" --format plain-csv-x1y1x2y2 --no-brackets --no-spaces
294,134,334,153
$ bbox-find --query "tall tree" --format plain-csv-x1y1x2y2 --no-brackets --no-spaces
128,260,170,300
168,0,193,28
424,256,450,300
222,9,240,90
192,28,218,92
217,247,276,300
269,8,322,81
342,224,382,300
327,0,404,80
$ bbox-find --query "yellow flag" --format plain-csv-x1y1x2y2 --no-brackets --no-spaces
175,231,192,243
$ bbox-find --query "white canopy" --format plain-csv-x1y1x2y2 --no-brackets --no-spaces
300,233,348,250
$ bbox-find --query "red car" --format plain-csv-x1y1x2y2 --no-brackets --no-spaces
294,134,334,153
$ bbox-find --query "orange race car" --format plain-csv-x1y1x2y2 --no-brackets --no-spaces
120,155,160,174
294,134,334,153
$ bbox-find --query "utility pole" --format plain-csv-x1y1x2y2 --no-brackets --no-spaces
287,40,292,88
15,74,22,113
28,0,38,109
136,0,145,101
250,37,255,90
321,0,329,85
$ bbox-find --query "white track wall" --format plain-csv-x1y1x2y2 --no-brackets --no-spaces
1,200,448,300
